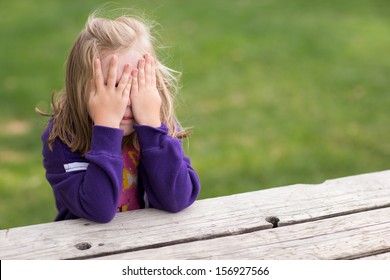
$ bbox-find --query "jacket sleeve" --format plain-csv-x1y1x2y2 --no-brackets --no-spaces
42,125,124,223
134,123,201,213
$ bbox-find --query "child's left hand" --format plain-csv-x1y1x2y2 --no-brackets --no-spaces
130,54,162,128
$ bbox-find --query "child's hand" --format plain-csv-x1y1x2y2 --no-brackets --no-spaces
130,54,162,128
88,56,132,128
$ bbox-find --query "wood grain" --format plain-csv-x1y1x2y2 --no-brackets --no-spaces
1,170,389,259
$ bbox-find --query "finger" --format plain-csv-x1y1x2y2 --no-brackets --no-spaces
130,69,138,95
88,79,96,104
145,54,152,85
116,64,131,92
90,79,95,94
137,58,145,88
94,58,104,90
150,56,157,87
123,75,132,99
107,55,118,87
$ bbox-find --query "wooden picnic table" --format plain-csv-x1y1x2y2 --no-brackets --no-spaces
1,170,390,260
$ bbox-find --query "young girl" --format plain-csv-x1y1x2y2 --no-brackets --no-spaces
40,12,201,223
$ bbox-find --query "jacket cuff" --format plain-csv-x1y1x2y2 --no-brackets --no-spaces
90,125,124,155
133,123,169,151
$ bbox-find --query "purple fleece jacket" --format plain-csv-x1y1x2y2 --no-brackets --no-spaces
41,121,201,223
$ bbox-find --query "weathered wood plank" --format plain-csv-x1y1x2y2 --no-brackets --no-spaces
358,252,390,260
0,170,389,259
0,206,272,260
99,207,390,260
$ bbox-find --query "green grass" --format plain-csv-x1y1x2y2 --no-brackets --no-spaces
0,0,389,229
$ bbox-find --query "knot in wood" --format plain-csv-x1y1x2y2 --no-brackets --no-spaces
265,216,280,228
75,242,92,250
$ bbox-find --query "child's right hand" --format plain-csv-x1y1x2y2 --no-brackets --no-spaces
88,56,132,128
130,54,162,128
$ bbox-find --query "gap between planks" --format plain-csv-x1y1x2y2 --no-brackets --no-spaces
97,206,390,260
67,223,273,260
74,204,390,260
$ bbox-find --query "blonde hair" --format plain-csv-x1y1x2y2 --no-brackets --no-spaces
39,12,188,155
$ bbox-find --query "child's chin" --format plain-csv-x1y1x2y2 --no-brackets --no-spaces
121,125,134,136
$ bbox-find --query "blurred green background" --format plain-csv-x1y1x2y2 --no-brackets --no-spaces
0,0,389,229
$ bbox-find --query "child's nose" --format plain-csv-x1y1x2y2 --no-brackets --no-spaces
127,97,131,106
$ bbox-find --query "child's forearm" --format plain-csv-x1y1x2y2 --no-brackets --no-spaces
44,125,124,223
134,123,201,212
